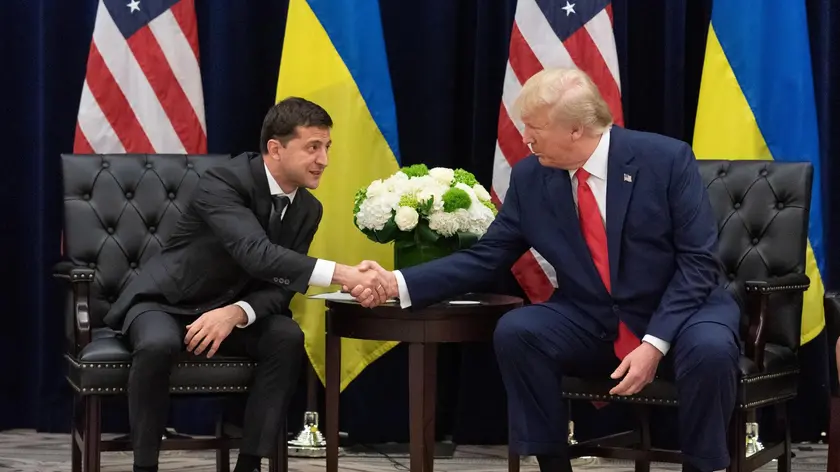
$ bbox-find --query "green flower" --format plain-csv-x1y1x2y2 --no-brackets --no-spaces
399,193,420,210
442,187,471,212
401,164,430,177
452,169,477,187
482,200,498,216
353,188,367,214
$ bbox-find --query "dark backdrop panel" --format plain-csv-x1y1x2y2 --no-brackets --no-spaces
0,0,835,447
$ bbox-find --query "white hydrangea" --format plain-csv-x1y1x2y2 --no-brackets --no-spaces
355,192,399,230
366,179,387,198
464,203,495,236
429,167,455,186
428,211,461,237
394,206,419,231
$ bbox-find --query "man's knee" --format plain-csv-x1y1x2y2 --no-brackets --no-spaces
676,323,739,377
493,308,534,354
259,315,305,355
132,332,181,364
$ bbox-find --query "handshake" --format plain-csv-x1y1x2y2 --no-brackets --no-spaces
333,260,398,308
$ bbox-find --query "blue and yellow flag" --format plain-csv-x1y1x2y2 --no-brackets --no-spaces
693,0,825,344
276,0,401,390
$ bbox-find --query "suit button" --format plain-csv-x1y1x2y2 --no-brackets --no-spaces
273,277,280,282
130,262,137,269
612,305,619,312
600,332,607,339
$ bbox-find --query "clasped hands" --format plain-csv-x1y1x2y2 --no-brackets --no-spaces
337,260,397,308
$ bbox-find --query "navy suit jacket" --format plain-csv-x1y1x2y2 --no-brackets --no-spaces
400,126,740,345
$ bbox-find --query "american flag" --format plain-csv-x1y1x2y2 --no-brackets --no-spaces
492,0,624,303
73,0,206,154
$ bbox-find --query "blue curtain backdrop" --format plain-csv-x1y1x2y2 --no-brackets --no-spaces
1,0,837,447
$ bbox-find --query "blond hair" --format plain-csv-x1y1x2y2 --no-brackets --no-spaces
513,68,613,135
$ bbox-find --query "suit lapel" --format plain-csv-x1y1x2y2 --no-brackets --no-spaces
605,127,637,288
542,168,597,275
249,155,273,230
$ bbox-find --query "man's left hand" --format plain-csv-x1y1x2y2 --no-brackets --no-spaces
184,305,246,358
609,342,664,396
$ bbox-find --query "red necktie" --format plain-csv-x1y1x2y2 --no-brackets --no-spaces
575,168,640,360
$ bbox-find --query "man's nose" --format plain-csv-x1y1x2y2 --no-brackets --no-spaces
316,150,328,166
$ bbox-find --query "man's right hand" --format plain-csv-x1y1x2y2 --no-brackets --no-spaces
346,260,398,308
331,263,390,306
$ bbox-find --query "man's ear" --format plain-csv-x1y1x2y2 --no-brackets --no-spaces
266,138,284,159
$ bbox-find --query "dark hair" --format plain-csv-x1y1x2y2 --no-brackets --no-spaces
259,97,333,153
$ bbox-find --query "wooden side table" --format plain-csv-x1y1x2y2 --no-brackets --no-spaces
324,293,524,472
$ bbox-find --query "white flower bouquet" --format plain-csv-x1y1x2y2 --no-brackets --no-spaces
353,164,498,268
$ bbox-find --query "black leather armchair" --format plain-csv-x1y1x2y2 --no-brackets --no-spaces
55,154,288,472
508,160,813,472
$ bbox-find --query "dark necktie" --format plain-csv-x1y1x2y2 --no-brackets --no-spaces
574,168,640,360
269,195,290,241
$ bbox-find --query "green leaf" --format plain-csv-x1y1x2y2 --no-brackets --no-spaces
415,220,440,244
456,232,479,249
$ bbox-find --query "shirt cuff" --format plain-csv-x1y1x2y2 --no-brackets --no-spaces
234,301,256,328
393,270,412,309
642,334,670,356
308,259,336,287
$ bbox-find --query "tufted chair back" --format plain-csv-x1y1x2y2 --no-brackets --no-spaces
698,160,813,352
60,154,231,329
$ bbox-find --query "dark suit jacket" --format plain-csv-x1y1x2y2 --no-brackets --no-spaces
104,152,323,333
400,126,740,345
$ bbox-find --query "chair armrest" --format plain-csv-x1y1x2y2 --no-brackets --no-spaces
743,273,810,371
745,273,810,294
52,262,94,351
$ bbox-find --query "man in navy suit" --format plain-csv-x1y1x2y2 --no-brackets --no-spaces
351,68,740,472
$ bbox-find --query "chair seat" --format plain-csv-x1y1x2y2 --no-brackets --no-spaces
561,343,798,409
66,328,256,395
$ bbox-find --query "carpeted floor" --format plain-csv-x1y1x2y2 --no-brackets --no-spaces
0,430,828,471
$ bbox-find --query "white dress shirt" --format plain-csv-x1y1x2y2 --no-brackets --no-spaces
234,164,336,328
394,128,670,355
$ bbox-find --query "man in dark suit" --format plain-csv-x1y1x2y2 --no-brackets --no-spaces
352,69,740,472
105,97,389,472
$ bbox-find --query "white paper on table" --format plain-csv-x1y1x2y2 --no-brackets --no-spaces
308,291,398,304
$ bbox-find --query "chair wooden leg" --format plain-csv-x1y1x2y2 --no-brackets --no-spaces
71,395,81,472
776,402,791,472
83,396,102,472
507,450,520,472
215,416,230,472
326,332,341,472
268,421,288,472
727,409,746,472
635,406,651,472
829,396,840,472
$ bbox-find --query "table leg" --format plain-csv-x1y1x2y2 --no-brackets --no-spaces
326,333,341,472
409,342,437,472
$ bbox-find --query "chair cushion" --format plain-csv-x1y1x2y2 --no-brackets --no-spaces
561,343,798,409
65,328,256,395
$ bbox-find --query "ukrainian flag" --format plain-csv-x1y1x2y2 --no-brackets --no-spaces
276,0,401,390
693,0,825,345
